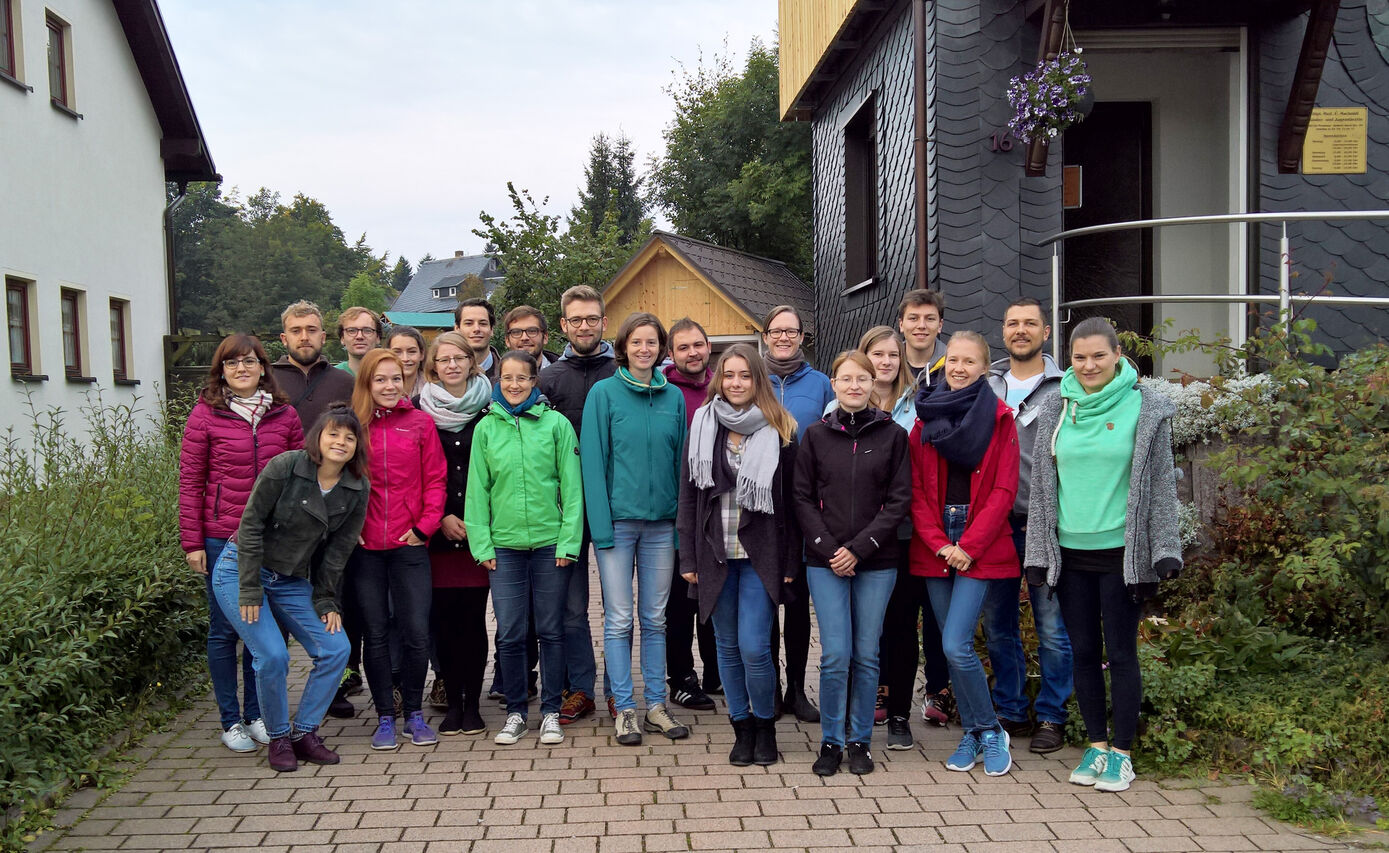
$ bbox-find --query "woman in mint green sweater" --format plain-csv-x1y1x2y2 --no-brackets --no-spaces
1024,317,1182,795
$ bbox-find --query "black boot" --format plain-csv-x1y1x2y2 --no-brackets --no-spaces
729,716,756,766
753,716,779,766
783,681,820,723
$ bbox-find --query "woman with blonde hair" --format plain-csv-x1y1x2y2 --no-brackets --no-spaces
677,343,800,766
857,326,913,424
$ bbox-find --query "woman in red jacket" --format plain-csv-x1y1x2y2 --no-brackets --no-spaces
348,349,448,751
910,331,1019,777
179,333,304,753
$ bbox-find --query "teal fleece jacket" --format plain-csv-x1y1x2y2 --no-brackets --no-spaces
579,370,687,549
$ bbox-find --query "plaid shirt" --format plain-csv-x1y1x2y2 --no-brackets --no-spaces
722,440,747,559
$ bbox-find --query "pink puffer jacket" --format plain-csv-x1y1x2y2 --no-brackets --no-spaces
178,400,305,552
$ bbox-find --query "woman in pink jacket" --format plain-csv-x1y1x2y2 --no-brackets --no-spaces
348,350,448,751
179,333,304,753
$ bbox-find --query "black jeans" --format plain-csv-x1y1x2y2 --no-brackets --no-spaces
770,569,811,687
349,546,432,717
666,552,718,685
431,587,490,712
879,568,950,717
1056,563,1143,750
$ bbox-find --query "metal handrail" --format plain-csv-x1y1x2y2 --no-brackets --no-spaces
1038,210,1389,360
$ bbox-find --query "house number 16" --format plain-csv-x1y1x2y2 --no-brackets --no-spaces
990,131,1015,152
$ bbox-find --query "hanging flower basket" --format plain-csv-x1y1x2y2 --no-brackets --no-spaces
1006,49,1093,144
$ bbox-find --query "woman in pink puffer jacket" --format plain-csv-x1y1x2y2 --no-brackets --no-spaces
179,334,303,753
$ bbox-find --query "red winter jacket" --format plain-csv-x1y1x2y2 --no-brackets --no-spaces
178,400,304,553
908,399,1020,580
360,397,448,551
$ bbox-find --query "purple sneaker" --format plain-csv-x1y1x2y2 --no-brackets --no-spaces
371,715,398,750
267,737,298,773
404,711,438,746
291,731,340,765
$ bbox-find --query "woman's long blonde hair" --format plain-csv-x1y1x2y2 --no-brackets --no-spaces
705,343,797,446
857,325,911,411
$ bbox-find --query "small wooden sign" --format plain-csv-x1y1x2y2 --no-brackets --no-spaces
1302,107,1368,174
1063,165,1083,209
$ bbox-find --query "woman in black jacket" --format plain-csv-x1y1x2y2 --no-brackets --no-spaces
676,344,800,767
794,351,912,776
211,405,369,773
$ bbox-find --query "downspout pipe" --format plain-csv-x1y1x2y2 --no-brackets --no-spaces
913,0,928,290
164,181,189,335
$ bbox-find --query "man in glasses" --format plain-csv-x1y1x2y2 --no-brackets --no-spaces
455,298,502,381
335,306,382,376
501,305,560,369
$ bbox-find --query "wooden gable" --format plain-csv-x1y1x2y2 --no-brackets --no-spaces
603,240,760,338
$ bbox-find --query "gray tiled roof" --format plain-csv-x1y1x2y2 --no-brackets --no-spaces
650,231,817,335
391,254,504,314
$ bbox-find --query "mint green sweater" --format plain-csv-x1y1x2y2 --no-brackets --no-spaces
1052,359,1142,549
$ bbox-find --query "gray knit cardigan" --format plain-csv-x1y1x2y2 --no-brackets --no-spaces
1023,382,1184,588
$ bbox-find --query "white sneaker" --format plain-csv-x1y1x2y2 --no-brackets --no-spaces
244,718,270,745
494,713,528,745
221,722,257,753
539,712,564,744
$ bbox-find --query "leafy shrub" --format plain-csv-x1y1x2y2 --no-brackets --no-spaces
0,392,202,827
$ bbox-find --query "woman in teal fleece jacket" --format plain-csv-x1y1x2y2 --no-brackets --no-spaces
1024,317,1183,796
581,313,689,745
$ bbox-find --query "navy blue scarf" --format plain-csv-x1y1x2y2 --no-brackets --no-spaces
914,376,997,467
492,384,542,417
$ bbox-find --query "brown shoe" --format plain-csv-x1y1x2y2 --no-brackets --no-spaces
559,690,595,725
291,731,340,765
267,737,298,773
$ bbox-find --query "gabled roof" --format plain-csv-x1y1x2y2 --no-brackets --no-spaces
606,231,816,335
111,0,217,183
390,254,504,313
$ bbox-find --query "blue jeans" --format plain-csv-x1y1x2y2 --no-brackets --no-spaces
710,558,777,721
596,520,675,711
492,546,568,717
563,532,598,696
982,517,1074,725
807,566,897,746
348,546,432,717
211,543,350,739
203,537,260,729
926,572,1001,736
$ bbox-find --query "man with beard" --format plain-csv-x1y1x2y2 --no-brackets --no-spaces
898,289,948,389
659,318,719,712
334,306,382,376
537,285,614,725
984,297,1073,754
271,301,356,431
455,298,502,381
502,305,561,369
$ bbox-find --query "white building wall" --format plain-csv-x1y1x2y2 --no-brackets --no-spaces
0,0,170,436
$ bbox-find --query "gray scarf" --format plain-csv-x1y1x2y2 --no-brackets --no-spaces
687,396,781,514
417,375,491,432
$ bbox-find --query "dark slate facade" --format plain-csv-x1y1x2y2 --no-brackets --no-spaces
391,254,505,315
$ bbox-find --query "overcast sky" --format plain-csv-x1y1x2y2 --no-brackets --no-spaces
159,0,778,269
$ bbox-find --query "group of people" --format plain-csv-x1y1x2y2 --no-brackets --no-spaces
179,284,1182,793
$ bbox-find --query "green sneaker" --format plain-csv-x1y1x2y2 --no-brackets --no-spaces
1093,749,1135,792
1068,746,1108,785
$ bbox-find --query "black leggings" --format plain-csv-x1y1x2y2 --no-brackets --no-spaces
770,570,811,687
431,587,490,712
1056,567,1142,750
879,569,950,717
667,556,718,684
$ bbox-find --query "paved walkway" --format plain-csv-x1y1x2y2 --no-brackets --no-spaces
30,580,1363,853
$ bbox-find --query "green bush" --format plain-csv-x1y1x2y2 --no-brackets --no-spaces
0,392,203,826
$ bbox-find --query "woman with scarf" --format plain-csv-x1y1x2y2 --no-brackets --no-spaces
416,332,492,737
761,304,833,723
1024,318,1182,794
794,350,911,777
179,333,303,754
677,344,800,766
581,313,690,746
466,350,583,748
910,331,1019,777
348,350,448,751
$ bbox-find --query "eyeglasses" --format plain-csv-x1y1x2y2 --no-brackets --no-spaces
223,356,260,369
342,327,377,338
435,356,472,367
766,328,802,339
506,327,544,339
499,374,535,384
564,316,603,328
834,376,872,386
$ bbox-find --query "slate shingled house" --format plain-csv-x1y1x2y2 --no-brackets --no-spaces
390,252,505,317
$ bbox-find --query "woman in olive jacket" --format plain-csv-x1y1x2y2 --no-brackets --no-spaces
211,405,369,773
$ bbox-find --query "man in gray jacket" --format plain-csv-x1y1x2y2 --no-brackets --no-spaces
983,297,1073,754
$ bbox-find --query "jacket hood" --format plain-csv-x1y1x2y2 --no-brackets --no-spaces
485,397,552,421
558,340,615,363
820,405,892,434
662,363,712,393
615,367,671,395
374,396,418,418
989,353,1064,380
1060,357,1139,422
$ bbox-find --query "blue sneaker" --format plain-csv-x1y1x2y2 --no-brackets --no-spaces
945,731,982,771
404,711,437,747
980,728,1012,776
1093,749,1135,792
371,715,398,750
1068,746,1109,785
